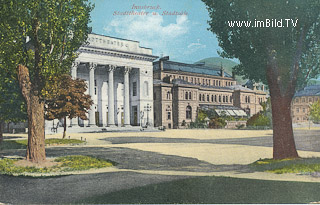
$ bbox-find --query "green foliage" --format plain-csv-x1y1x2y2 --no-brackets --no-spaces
209,118,227,129
202,0,320,89
197,110,208,123
236,124,245,129
251,158,320,174
247,113,271,127
0,0,94,96
0,155,114,176
0,138,85,150
0,65,27,123
309,100,320,123
54,155,114,172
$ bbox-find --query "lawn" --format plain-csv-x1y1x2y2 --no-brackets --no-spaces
0,155,115,176
78,176,320,204
251,158,320,174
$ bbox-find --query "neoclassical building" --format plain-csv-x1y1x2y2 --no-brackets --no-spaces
47,33,157,129
153,57,267,129
291,85,320,123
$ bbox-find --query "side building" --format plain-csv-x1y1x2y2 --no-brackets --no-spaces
291,85,320,124
153,57,267,129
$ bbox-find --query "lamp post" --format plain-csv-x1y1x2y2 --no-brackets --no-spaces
140,111,144,128
144,104,152,127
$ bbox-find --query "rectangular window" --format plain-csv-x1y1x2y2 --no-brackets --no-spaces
167,112,171,120
133,82,137,96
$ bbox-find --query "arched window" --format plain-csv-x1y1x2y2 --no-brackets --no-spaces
226,96,228,103
245,96,248,103
199,94,202,101
189,92,192,100
230,96,232,102
211,95,214,102
223,96,225,103
215,95,217,102
219,96,221,102
167,91,170,100
202,94,205,101
248,96,251,103
186,105,192,119
185,92,188,100
207,95,209,102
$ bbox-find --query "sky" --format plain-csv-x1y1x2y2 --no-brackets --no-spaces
89,0,220,63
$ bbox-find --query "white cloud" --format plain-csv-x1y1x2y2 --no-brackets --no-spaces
104,12,189,55
184,39,206,55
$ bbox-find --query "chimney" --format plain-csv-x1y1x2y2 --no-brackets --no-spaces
220,62,224,78
232,71,236,80
159,56,169,71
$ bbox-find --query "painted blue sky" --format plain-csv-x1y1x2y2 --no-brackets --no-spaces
89,0,220,63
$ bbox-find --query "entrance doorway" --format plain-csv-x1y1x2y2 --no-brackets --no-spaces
133,106,138,126
95,112,99,126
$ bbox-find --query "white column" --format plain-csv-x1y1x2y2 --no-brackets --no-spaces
88,63,97,127
108,65,116,127
70,61,79,127
124,66,131,127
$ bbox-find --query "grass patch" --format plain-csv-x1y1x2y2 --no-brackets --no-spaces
77,176,320,204
0,155,114,176
251,158,320,174
0,138,85,150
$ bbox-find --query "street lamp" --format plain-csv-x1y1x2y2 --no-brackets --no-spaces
140,111,144,128
144,104,152,127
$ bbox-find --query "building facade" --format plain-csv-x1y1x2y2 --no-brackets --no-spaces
153,57,267,129
46,33,157,129
291,85,320,123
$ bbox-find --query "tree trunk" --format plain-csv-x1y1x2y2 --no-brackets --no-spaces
266,64,299,160
0,121,3,144
270,94,299,159
17,65,46,163
63,116,67,139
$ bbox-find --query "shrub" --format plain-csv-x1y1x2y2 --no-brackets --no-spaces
236,124,245,129
209,118,226,129
247,113,271,127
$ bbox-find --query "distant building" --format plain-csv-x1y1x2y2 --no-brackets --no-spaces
153,57,267,129
291,85,320,123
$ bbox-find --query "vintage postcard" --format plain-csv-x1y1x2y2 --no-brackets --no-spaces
0,0,320,204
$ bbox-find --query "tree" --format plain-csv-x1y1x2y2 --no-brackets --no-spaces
44,74,93,138
0,0,93,163
0,66,27,143
202,0,320,159
309,100,320,124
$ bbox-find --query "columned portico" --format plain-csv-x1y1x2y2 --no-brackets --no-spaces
70,61,79,127
124,66,131,127
107,65,116,127
45,33,157,132
88,63,97,127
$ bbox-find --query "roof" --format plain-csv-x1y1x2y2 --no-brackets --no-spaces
228,85,254,92
155,60,233,78
199,104,247,117
294,85,320,97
